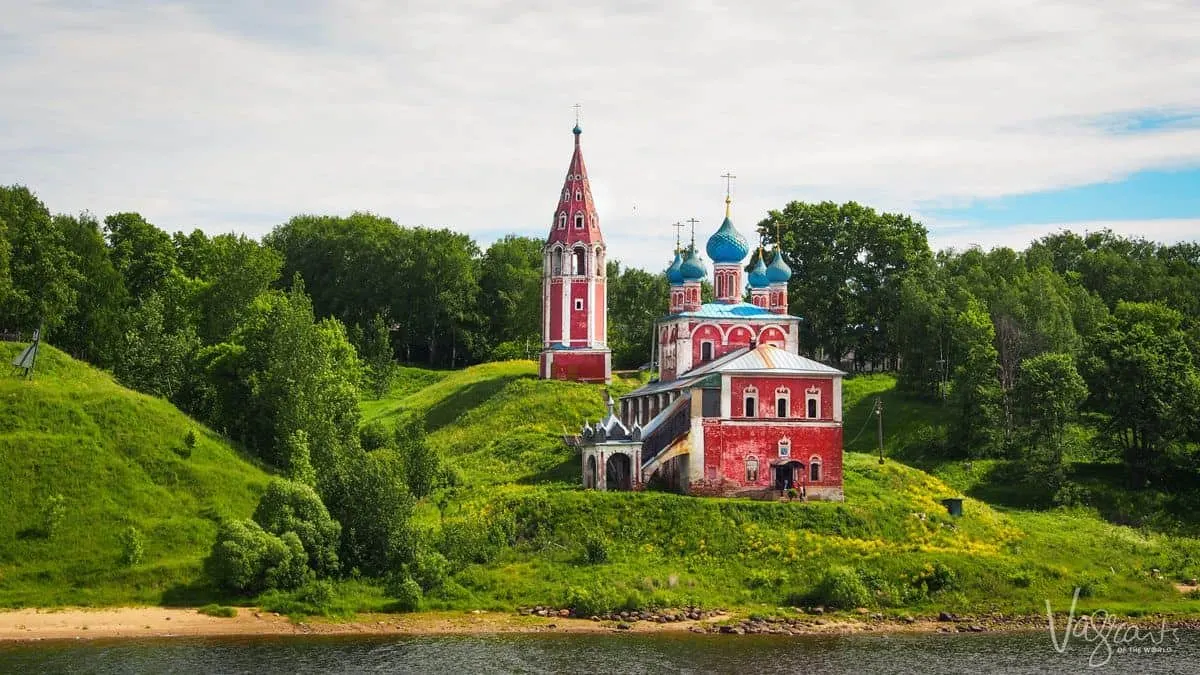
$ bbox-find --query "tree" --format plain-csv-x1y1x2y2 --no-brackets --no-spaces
52,213,129,366
206,519,312,594
357,314,396,398
325,450,417,576
1084,302,1200,483
194,234,282,344
477,235,542,350
114,291,199,400
1015,353,1087,488
0,185,81,331
396,415,437,498
607,260,668,369
104,212,177,301
252,478,342,577
949,297,1003,457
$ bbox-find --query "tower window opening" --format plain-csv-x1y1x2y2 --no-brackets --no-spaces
558,213,566,229
701,341,714,362
575,190,582,201
575,213,584,229
572,248,587,275
552,248,563,275
743,386,758,418
574,299,584,311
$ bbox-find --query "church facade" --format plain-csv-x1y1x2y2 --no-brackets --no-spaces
573,186,846,500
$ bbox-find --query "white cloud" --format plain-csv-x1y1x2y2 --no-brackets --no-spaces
927,218,1200,254
1,0,1198,272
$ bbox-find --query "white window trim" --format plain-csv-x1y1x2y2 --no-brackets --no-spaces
809,455,822,481
805,388,821,419
558,212,566,229
745,455,759,483
574,298,584,311
743,385,758,418
575,213,584,229
775,386,790,418
701,340,714,362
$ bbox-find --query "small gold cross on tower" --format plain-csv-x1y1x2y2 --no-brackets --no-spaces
573,103,582,127
720,172,736,217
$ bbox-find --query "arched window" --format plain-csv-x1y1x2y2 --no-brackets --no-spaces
745,456,759,483
775,386,790,418
575,213,584,229
572,248,587,275
596,248,605,276
552,248,563,275
558,212,566,229
575,189,582,201
743,386,758,417
806,388,821,419
701,341,714,362
810,457,821,482
778,438,791,458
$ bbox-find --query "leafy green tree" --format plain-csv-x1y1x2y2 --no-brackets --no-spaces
950,297,1003,457
252,478,341,577
477,235,542,349
282,430,317,487
52,213,129,366
325,450,417,576
607,260,668,369
1084,302,1200,483
0,185,81,331
194,234,282,344
1015,353,1088,488
104,212,177,300
357,314,396,398
114,291,199,400
206,519,312,594
395,415,437,498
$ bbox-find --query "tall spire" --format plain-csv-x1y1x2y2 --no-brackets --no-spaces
547,119,602,247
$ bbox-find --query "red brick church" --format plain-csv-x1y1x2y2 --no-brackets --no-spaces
545,122,845,500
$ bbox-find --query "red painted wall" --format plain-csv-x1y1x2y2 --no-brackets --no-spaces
548,279,563,343
701,420,843,490
545,350,608,383
570,280,588,343
730,376,835,419
689,321,790,366
594,280,606,342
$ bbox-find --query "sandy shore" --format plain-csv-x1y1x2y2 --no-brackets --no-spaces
0,607,984,642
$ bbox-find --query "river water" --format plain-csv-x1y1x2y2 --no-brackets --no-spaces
1,629,1196,674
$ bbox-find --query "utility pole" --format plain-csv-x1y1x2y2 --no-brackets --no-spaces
875,397,884,464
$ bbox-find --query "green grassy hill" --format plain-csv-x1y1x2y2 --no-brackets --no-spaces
364,364,1200,617
0,343,271,607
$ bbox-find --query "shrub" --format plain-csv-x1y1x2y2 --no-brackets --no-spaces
389,576,422,612
119,526,145,567
259,580,338,617
184,428,198,449
359,421,393,452
439,510,514,567
206,519,312,594
40,493,66,537
562,585,615,616
1053,482,1092,508
253,478,341,577
583,533,610,564
912,562,957,594
198,604,237,618
810,566,872,609
324,450,417,576
408,550,450,592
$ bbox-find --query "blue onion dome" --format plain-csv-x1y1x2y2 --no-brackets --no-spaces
766,249,792,283
666,251,684,285
747,253,769,288
705,216,750,263
680,248,707,281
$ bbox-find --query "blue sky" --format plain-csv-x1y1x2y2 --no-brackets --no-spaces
1,1,1198,271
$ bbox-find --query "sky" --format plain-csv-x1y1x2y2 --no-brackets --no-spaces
2,0,1198,272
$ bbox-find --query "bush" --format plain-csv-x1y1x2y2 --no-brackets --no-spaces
198,604,237,618
408,550,450,592
912,562,957,594
325,450,417,576
206,519,312,594
389,576,423,612
253,478,341,577
176,428,198,458
40,493,66,537
1054,482,1092,508
359,421,393,452
119,526,145,567
259,580,338,617
439,509,514,567
810,566,872,609
583,533,609,564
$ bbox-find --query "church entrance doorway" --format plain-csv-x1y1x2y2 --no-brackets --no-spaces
606,453,632,491
774,461,803,491
584,455,598,489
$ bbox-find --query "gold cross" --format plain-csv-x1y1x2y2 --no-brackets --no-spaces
573,103,582,126
720,172,736,198
686,217,700,248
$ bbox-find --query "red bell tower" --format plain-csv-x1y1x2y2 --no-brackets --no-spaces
539,121,611,383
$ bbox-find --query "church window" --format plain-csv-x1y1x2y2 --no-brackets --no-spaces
575,213,584,229
810,457,821,482
558,213,566,229
806,388,820,419
574,299,584,311
575,190,582,201
572,248,587,275
743,385,758,417
552,248,563,275
745,456,759,483
701,341,714,362
596,249,605,275
776,386,790,417
778,438,791,458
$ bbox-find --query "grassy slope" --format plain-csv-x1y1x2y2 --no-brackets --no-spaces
364,365,1200,617
0,343,271,607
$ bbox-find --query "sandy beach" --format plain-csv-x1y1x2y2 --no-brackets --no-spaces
0,607,989,642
